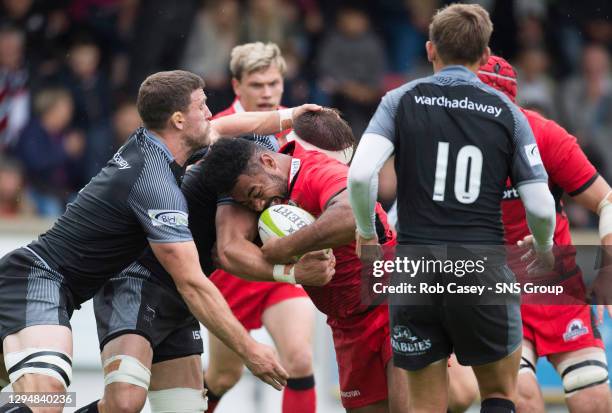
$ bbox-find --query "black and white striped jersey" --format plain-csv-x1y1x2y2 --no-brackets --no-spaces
28,127,193,301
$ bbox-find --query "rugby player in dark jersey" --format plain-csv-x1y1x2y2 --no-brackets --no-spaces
348,4,556,413
86,130,336,413
0,70,325,413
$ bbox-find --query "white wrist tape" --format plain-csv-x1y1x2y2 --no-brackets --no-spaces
599,192,612,239
533,239,553,253
278,108,293,132
273,264,296,284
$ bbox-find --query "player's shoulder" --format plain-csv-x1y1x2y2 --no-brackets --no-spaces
521,108,572,145
385,76,434,101
135,128,176,167
521,108,550,129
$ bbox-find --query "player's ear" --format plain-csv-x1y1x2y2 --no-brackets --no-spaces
426,41,436,63
260,152,277,170
479,47,491,67
170,111,184,130
231,78,241,97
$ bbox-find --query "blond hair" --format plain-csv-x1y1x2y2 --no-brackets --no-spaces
429,3,493,65
229,42,287,81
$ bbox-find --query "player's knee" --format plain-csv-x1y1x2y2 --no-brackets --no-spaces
102,382,147,413
283,348,313,377
566,383,612,413
516,387,544,413
448,381,478,413
207,367,242,395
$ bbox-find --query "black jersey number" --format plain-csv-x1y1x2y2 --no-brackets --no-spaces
432,141,483,204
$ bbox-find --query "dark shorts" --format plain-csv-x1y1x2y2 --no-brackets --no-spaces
0,248,75,346
389,264,522,371
94,261,203,363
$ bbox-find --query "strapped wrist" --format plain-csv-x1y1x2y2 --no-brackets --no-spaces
278,108,293,132
273,264,296,284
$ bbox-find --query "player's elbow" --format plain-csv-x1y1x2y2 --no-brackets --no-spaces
216,247,234,273
518,183,556,227
527,191,556,224
347,164,373,195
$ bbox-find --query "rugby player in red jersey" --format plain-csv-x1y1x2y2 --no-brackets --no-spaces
479,55,612,413
201,108,479,412
205,42,317,413
200,121,404,412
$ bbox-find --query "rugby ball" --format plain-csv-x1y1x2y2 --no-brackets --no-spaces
258,204,315,243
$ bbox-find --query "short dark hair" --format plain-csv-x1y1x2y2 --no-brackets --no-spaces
200,138,267,196
136,70,205,130
293,108,356,151
429,3,493,65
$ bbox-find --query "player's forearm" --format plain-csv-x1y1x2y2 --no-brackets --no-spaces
273,203,355,259
151,242,253,359
217,239,276,282
348,133,394,238
211,111,288,138
178,276,254,359
517,182,556,250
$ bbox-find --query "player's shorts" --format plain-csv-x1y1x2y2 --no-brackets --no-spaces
328,305,392,409
0,247,74,345
390,264,522,371
209,269,309,331
94,261,203,363
523,304,603,357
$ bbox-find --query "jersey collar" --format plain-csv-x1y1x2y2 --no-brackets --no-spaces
232,98,245,113
436,65,479,81
281,141,302,195
143,128,174,161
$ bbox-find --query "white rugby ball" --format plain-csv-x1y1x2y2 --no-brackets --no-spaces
258,204,315,243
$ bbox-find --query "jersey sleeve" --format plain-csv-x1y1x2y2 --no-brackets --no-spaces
305,161,349,212
364,90,399,143
539,120,598,196
507,104,549,187
128,158,193,243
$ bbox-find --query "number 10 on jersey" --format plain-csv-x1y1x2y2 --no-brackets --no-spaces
433,141,483,204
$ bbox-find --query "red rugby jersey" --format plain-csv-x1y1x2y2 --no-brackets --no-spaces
281,141,395,319
502,108,597,246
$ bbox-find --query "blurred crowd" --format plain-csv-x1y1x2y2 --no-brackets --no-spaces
0,0,610,227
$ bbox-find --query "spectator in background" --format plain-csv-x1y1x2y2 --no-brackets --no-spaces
0,25,29,150
0,0,70,79
516,47,556,118
181,0,240,114
0,155,33,217
242,0,302,50
67,0,139,92
560,44,612,182
126,0,199,95
317,4,385,138
111,99,140,149
379,0,435,76
60,36,113,180
12,88,85,217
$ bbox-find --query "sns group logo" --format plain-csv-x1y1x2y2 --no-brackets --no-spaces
391,325,432,356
